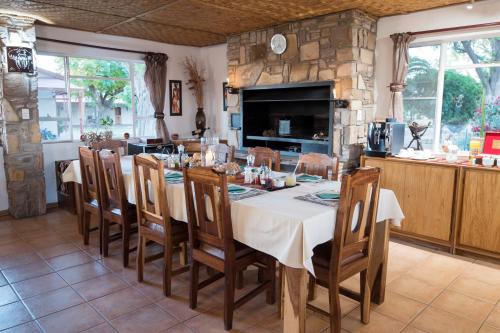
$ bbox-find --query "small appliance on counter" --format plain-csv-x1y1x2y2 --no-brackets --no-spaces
365,119,405,157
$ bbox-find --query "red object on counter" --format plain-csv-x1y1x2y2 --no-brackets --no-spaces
483,131,500,155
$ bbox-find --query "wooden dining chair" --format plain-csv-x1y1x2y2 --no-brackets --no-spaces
92,139,128,156
307,167,381,333
133,154,189,296
183,167,276,330
297,152,339,180
248,146,281,171
78,147,102,252
97,149,137,267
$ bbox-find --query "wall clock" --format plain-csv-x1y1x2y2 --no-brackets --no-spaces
270,34,287,55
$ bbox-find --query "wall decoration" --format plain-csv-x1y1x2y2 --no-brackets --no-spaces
169,80,182,116
223,82,228,111
7,47,34,73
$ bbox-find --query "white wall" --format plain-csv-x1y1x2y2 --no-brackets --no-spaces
374,0,500,119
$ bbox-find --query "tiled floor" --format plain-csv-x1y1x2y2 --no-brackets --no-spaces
0,209,499,333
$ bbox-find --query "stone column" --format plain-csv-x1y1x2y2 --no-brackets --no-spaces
0,15,46,218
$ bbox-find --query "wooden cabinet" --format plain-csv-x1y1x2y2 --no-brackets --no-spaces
363,157,456,244
362,156,500,260
458,169,500,255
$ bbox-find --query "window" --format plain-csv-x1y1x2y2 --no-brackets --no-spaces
37,55,154,142
404,37,500,151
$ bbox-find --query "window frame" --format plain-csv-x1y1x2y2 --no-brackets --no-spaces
38,52,145,144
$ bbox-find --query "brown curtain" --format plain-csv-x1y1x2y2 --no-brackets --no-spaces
144,52,170,142
389,33,415,121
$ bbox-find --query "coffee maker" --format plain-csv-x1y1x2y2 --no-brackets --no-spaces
365,119,405,157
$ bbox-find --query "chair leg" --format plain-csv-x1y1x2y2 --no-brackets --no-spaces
266,257,276,305
122,223,130,267
189,261,200,309
307,274,316,301
98,215,103,255
236,271,244,290
223,270,236,331
137,235,145,282
83,211,91,245
163,244,172,297
329,285,342,333
360,270,371,324
102,218,109,257
277,264,283,318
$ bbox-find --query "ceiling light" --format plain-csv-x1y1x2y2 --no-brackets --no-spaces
466,0,474,10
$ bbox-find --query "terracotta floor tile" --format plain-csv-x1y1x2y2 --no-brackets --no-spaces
341,310,406,333
0,252,40,270
461,262,500,286
410,306,481,333
81,322,117,333
161,324,195,333
0,242,34,257
372,291,426,323
387,275,443,304
23,286,84,318
37,303,105,333
58,261,109,284
479,325,500,333
431,289,495,323
308,287,359,317
0,301,33,331
110,303,178,333
486,306,500,329
1,321,42,333
11,273,68,299
448,276,500,304
0,272,7,287
46,251,94,271
184,307,255,333
0,285,19,306
401,327,427,333
90,287,151,320
405,265,461,288
155,288,211,321
73,273,129,301
1,261,54,283
36,243,80,259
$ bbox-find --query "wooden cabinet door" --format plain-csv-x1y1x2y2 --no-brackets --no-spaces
459,170,500,253
402,164,456,241
364,159,406,211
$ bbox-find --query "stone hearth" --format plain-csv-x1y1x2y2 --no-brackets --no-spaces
0,15,46,218
226,10,377,170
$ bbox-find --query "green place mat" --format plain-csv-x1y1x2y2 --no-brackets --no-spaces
296,174,322,182
315,192,340,200
228,185,248,194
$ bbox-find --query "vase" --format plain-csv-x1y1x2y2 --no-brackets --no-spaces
195,107,206,130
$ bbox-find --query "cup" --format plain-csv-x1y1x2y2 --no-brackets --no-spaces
285,173,296,187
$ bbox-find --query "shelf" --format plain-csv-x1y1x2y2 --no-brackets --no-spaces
246,135,329,145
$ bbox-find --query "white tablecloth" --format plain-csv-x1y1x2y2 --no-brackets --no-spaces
63,156,404,274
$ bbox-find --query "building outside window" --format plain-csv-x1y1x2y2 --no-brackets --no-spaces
37,54,155,142
403,36,500,151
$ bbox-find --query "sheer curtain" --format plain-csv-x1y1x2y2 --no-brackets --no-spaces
389,33,415,121
144,52,170,142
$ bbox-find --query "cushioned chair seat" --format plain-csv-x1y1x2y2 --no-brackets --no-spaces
312,241,365,268
110,203,137,218
144,219,187,237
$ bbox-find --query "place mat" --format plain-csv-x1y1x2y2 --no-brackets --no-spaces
228,186,267,201
294,191,340,207
165,171,183,184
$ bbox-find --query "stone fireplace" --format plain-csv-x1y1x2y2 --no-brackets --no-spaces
226,10,377,170
0,15,46,218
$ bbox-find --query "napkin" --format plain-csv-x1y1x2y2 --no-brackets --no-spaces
228,185,248,194
165,172,183,179
296,174,322,182
315,192,340,200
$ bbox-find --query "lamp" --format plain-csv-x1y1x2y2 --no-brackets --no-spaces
226,77,240,94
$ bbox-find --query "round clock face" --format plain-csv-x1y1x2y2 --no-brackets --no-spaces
270,34,287,55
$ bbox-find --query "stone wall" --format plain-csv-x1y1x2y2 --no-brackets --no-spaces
0,15,46,218
226,10,377,170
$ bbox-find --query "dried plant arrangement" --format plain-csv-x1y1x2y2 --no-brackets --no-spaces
183,57,205,108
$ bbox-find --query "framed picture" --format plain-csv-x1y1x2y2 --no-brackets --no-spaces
222,82,228,111
7,47,34,73
169,80,182,116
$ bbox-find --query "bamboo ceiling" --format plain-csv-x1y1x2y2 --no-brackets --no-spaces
0,0,476,46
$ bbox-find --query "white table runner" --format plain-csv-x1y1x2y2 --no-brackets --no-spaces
63,157,404,274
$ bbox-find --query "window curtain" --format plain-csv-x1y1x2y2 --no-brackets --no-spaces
389,33,415,121
144,52,170,142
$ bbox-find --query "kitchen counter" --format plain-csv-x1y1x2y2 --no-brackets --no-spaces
361,155,500,261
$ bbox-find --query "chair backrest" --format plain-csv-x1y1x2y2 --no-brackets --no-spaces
248,147,281,171
213,144,235,163
92,140,127,156
132,154,170,233
297,153,339,180
79,146,101,205
183,167,235,258
97,149,128,215
330,167,381,279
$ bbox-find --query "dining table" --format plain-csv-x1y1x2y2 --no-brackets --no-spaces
62,155,404,333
